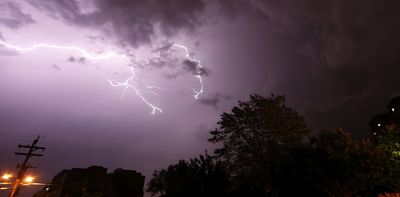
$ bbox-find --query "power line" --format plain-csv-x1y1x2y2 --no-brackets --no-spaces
9,136,45,197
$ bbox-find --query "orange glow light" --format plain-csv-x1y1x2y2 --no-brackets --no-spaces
1,174,12,180
23,176,34,183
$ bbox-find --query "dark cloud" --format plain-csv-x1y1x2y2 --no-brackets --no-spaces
67,56,76,62
51,64,61,71
0,2,35,29
215,0,269,22
182,60,209,76
28,0,207,47
67,56,87,64
198,93,230,109
218,0,400,135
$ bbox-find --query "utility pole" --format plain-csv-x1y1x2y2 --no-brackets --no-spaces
9,136,45,197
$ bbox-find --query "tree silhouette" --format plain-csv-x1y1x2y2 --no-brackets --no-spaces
373,127,400,194
208,94,309,196
148,94,400,197
301,129,395,196
147,154,229,197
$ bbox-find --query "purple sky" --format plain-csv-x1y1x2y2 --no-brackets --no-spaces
1,0,400,196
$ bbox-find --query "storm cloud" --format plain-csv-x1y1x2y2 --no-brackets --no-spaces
216,0,400,134
0,2,35,29
27,0,207,47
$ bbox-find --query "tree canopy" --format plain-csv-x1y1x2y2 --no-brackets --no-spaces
148,94,400,197
147,154,229,197
208,94,309,195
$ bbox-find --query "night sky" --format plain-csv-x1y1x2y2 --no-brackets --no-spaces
1,0,400,196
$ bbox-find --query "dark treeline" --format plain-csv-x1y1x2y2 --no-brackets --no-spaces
147,94,400,197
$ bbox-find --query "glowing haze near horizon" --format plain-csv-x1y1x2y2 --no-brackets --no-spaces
1,0,400,196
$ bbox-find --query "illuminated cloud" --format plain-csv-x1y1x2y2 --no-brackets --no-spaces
0,2,35,29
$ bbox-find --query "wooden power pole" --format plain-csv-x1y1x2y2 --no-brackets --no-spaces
9,136,45,197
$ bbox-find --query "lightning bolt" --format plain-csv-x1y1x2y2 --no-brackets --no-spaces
107,66,163,115
0,41,128,60
0,40,205,114
172,44,204,99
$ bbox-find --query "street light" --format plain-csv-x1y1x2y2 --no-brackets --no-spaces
1,174,12,180
23,176,34,183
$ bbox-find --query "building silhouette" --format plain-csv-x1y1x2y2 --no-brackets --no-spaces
370,96,400,136
33,166,145,197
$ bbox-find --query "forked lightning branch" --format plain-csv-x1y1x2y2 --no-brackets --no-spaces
0,40,205,114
